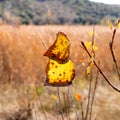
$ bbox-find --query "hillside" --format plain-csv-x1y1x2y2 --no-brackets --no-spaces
0,0,120,25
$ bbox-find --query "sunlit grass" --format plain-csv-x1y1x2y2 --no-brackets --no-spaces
0,24,120,119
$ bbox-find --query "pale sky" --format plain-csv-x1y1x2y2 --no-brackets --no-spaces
90,0,120,5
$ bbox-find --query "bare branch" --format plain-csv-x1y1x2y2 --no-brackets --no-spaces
89,64,99,120
84,70,92,120
81,41,120,93
109,29,120,81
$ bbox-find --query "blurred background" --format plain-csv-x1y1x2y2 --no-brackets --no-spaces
0,0,120,120
0,0,119,25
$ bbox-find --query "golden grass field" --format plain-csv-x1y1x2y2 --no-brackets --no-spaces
0,24,120,120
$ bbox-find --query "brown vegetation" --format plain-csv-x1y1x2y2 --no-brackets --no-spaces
0,25,120,120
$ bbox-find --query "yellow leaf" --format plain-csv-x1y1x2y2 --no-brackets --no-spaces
45,59,75,86
86,58,94,76
89,31,94,37
93,46,98,51
50,94,58,100
44,32,75,87
44,32,70,63
84,42,98,51
106,18,113,30
84,42,91,49
86,66,91,75
118,22,120,28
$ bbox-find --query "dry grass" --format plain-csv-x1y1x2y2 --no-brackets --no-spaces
0,24,120,120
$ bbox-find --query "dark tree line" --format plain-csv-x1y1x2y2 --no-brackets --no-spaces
0,0,119,25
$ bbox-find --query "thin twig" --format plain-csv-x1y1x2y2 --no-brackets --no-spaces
66,88,71,120
109,29,120,81
63,92,67,119
63,91,69,120
84,70,92,120
67,87,80,120
80,101,84,120
81,41,120,93
92,25,95,45
42,41,48,50
35,83,48,120
57,87,65,120
89,66,99,120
